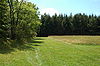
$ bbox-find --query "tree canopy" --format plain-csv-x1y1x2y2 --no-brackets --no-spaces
38,13,100,36
0,0,41,49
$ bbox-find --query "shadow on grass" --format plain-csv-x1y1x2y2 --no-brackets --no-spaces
0,49,14,54
28,40,44,46
0,38,44,54
30,40,43,43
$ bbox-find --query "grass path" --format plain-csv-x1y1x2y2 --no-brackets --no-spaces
0,36,100,66
35,48,42,66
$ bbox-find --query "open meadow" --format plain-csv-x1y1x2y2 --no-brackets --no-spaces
0,36,100,66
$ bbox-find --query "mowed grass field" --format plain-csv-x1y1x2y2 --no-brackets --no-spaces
0,36,100,66
49,36,100,45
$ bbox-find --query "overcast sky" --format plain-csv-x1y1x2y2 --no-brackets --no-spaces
27,0,100,16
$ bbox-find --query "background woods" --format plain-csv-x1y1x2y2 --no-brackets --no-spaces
38,13,100,36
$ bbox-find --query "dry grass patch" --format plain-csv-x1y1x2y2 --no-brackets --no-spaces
49,36,100,45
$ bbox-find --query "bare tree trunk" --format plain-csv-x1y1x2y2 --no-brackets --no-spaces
8,0,15,40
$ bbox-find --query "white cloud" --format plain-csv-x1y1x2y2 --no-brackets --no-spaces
40,8,59,16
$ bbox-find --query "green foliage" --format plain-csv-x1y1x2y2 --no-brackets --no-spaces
0,0,41,49
14,1,41,39
38,13,100,36
0,0,9,39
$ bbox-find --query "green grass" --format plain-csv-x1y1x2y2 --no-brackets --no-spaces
0,36,100,66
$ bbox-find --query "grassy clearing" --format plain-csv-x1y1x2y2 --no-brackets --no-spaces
49,36,100,45
0,36,100,66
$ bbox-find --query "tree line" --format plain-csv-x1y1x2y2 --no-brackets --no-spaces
38,13,100,36
0,0,41,49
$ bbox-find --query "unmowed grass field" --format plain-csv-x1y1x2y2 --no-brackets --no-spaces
0,36,100,66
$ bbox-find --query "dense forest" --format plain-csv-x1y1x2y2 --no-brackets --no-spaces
0,0,41,49
38,13,100,36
